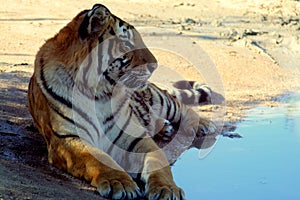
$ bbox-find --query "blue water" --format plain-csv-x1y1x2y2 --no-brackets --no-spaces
173,93,300,200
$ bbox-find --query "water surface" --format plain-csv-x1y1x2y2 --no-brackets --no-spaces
173,93,300,200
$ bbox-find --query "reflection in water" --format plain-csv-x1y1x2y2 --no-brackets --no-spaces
172,93,300,200
283,93,300,135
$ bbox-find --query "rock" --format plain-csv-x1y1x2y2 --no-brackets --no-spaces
243,29,264,36
174,2,184,7
228,29,243,41
184,18,197,24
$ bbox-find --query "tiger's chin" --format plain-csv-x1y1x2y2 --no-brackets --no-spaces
119,74,150,90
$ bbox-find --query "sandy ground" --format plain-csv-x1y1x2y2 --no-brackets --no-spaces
0,0,300,199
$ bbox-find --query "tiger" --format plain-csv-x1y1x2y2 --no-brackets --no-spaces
28,4,217,200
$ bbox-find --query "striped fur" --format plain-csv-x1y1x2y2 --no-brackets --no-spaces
28,4,216,200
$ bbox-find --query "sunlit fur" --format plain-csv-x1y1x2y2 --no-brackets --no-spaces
28,4,215,200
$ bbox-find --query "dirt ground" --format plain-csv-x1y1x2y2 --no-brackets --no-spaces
0,0,300,199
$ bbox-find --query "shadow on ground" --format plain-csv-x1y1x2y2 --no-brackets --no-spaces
0,65,102,199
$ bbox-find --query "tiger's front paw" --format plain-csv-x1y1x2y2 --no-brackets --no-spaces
147,184,185,200
145,172,185,200
197,117,217,137
193,117,218,149
93,170,141,200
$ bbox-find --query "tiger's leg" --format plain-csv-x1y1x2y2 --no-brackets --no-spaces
28,77,141,200
47,136,141,199
128,137,185,200
169,81,212,105
148,84,217,148
151,95,217,159
144,160,185,200
150,84,217,138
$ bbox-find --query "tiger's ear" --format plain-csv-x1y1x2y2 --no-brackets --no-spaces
89,15,106,33
78,15,110,40
78,6,111,40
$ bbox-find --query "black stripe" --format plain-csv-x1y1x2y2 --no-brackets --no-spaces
118,20,124,28
166,98,172,120
152,85,164,108
98,35,104,44
105,123,114,134
102,56,132,84
147,88,154,107
50,121,79,139
104,92,129,125
112,130,123,145
123,41,134,49
121,57,132,69
189,81,196,89
109,27,116,36
103,71,116,85
197,88,209,103
106,129,123,155
130,94,150,127
40,60,101,142
103,115,114,125
135,173,142,182
111,117,130,145
47,119,79,139
48,101,93,141
147,84,179,123
78,14,90,40
173,115,182,131
40,61,72,109
95,91,112,102
127,137,144,152
107,38,115,65
106,110,133,154
53,131,79,138
97,42,104,75
168,98,177,122
83,44,94,84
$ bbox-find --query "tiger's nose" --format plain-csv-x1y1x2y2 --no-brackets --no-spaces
147,63,157,73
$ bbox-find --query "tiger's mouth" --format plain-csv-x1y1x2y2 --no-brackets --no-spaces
119,63,156,89
119,71,151,89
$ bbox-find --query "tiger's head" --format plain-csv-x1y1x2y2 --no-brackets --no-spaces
61,4,157,89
